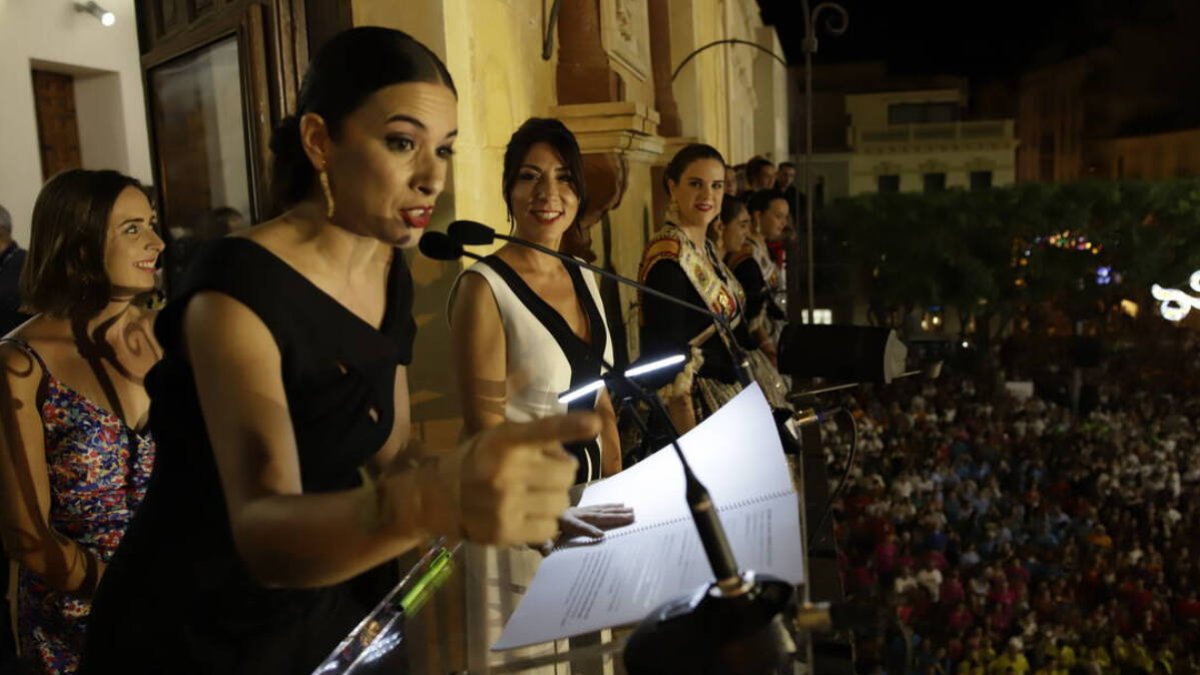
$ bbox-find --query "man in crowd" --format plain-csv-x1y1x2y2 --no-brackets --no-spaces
775,161,796,193
775,161,803,215
742,156,777,195
0,204,28,334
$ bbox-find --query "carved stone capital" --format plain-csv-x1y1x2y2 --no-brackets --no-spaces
553,102,666,164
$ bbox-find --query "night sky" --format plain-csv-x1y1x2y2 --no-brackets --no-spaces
756,0,1183,81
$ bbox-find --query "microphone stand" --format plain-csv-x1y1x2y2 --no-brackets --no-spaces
425,231,747,587
588,358,797,674
423,229,802,672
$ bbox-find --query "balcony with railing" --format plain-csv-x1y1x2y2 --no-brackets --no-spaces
848,120,1015,149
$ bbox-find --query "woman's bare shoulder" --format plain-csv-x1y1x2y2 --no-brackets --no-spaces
3,315,69,349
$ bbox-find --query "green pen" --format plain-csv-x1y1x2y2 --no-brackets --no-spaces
398,547,453,615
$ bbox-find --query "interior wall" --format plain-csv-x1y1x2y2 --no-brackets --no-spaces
0,0,150,244
75,72,132,177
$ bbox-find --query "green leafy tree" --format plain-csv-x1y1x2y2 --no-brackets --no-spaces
825,178,1200,342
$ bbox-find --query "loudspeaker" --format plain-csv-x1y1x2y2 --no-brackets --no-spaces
777,325,907,383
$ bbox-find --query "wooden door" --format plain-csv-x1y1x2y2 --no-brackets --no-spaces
31,70,83,181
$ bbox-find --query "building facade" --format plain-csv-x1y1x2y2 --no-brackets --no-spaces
1089,127,1200,180
1016,1,1200,183
803,83,1017,202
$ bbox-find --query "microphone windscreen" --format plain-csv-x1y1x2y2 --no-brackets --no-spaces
448,220,496,246
418,231,463,261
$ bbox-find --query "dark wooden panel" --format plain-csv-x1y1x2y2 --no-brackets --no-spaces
272,0,303,114
304,0,351,57
134,0,309,222
243,3,274,217
158,0,187,36
31,70,82,181
189,0,216,19
151,67,213,231
137,0,264,57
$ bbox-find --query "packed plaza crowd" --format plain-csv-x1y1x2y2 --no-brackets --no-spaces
828,333,1200,674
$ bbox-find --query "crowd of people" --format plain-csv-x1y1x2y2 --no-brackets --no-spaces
826,338,1200,674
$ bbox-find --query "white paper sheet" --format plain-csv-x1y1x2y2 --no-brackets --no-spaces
493,384,805,651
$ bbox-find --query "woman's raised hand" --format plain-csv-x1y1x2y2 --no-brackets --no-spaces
418,412,600,547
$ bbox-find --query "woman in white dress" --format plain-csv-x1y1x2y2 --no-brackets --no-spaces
448,118,633,668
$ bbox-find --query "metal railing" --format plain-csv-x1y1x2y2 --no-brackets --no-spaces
848,120,1014,147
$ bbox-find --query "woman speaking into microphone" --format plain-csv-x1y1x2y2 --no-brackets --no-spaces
81,28,597,675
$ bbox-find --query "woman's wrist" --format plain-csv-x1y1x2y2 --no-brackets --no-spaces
371,439,472,541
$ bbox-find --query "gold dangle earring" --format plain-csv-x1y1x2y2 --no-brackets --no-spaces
319,165,336,220
666,199,681,224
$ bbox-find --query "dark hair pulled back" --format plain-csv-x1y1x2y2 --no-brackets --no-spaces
661,143,726,195
502,118,588,229
747,188,788,215
720,195,747,224
269,27,457,210
745,156,774,183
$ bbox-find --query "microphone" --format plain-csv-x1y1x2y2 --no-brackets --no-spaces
439,220,754,386
447,219,496,245
791,407,841,428
417,230,469,262
792,599,887,633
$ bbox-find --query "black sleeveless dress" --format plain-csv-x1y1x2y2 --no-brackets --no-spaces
80,237,416,674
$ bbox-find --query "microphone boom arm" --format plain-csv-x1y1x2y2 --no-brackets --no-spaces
490,232,754,386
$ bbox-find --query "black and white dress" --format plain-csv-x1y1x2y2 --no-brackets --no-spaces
450,254,616,671
452,254,613,484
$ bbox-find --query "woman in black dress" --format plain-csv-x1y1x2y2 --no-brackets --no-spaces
81,28,596,675
638,144,791,432
721,194,785,363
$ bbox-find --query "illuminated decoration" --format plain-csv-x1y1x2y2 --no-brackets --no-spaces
919,306,944,333
1041,230,1103,254
1151,271,1200,322
1096,266,1112,286
1119,299,1139,319
1012,231,1108,289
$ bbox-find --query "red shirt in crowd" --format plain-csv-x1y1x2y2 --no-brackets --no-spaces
941,577,966,606
1175,597,1200,621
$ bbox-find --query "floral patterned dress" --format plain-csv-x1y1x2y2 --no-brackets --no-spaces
1,339,155,674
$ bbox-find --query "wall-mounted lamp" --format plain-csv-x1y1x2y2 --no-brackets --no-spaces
74,1,116,27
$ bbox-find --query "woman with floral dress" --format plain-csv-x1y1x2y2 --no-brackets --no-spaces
0,169,161,673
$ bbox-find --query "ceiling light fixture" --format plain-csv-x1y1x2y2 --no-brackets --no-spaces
74,1,116,27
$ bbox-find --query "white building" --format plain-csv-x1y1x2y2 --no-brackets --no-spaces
795,70,1018,202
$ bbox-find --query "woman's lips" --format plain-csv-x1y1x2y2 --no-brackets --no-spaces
531,210,564,223
401,207,433,229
